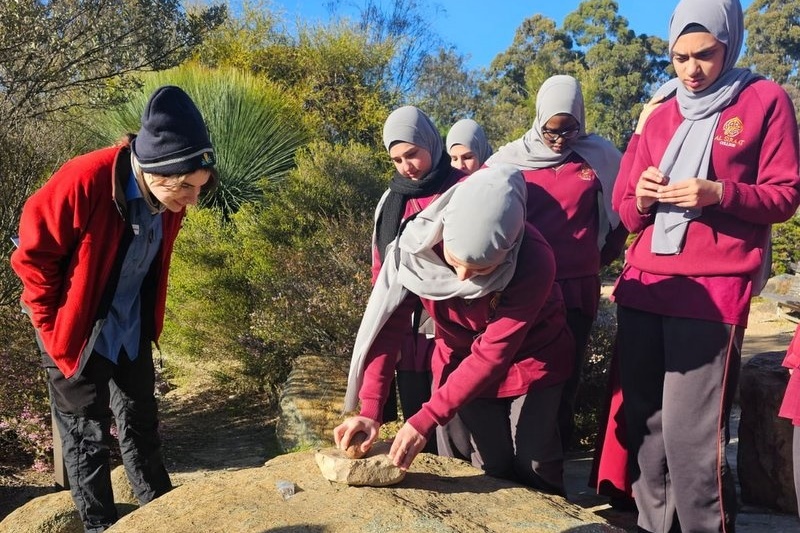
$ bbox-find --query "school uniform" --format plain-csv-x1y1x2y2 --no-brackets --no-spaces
486,75,625,451
360,224,573,492
614,76,800,532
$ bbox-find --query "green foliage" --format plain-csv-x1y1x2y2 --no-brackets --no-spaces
194,4,395,146
0,306,51,467
162,140,386,398
89,63,310,218
743,0,800,85
235,140,386,360
163,208,251,362
566,0,670,147
772,216,800,275
0,0,225,125
409,47,481,131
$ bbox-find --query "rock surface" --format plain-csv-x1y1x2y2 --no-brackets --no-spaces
108,449,623,532
315,441,406,486
0,467,138,533
737,351,797,514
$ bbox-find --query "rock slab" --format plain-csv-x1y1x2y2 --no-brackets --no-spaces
108,450,625,532
315,440,406,486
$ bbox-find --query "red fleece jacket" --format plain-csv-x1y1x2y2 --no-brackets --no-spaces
11,144,183,379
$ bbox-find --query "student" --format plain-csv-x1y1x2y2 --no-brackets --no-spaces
779,324,800,520
371,106,465,452
11,86,217,532
336,165,574,494
590,92,669,511
486,74,627,450
446,118,493,175
612,0,800,530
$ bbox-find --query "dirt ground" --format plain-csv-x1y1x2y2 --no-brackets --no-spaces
0,379,282,521
0,297,797,524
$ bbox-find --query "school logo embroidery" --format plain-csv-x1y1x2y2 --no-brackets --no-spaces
579,162,595,181
715,117,746,148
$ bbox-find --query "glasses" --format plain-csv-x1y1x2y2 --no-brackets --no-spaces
541,127,580,143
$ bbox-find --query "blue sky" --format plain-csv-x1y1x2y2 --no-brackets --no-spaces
271,0,754,69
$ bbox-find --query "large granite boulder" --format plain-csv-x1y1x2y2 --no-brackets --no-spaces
737,351,797,514
108,449,623,532
277,354,348,451
0,466,138,533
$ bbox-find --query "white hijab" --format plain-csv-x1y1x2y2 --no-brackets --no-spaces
485,75,622,248
344,164,527,412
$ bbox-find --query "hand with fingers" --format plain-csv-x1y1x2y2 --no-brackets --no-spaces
636,166,669,213
388,422,428,471
653,177,723,209
333,416,379,459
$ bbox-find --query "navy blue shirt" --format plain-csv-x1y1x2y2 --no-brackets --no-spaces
94,172,163,363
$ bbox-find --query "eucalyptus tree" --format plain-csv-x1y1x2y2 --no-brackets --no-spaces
563,0,669,148
0,0,225,125
742,0,800,86
194,5,395,146
477,14,576,145
409,46,481,132
324,0,445,98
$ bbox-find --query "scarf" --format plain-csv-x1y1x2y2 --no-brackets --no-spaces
652,0,759,254
485,75,622,249
374,154,453,263
375,105,448,263
446,118,493,167
344,164,527,413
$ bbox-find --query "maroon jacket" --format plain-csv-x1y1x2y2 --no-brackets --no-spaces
358,224,574,437
11,144,184,378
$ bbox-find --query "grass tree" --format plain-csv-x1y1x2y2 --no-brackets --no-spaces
91,63,310,217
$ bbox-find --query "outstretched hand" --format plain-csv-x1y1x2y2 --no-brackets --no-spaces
388,422,427,471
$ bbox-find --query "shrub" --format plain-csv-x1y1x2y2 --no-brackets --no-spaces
772,216,800,275
572,297,617,451
0,306,51,468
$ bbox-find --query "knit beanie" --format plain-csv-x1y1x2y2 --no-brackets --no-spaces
131,85,216,176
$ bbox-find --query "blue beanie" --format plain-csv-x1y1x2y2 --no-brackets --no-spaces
131,85,216,175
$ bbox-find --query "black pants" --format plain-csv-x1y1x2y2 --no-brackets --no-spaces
458,384,565,495
616,306,740,533
44,342,171,532
558,308,594,450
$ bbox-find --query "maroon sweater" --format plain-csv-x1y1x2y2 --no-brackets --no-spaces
358,224,574,437
613,79,800,326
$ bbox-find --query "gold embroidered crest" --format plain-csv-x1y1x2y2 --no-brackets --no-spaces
723,117,744,138
579,162,595,181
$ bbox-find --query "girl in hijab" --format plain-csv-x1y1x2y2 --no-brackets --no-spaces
371,106,465,451
485,75,627,451
336,165,574,494
446,118,493,175
612,0,800,531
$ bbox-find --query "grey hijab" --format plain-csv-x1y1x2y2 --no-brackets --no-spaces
344,164,527,413
382,105,443,169
485,75,622,248
652,0,759,254
446,118,493,167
